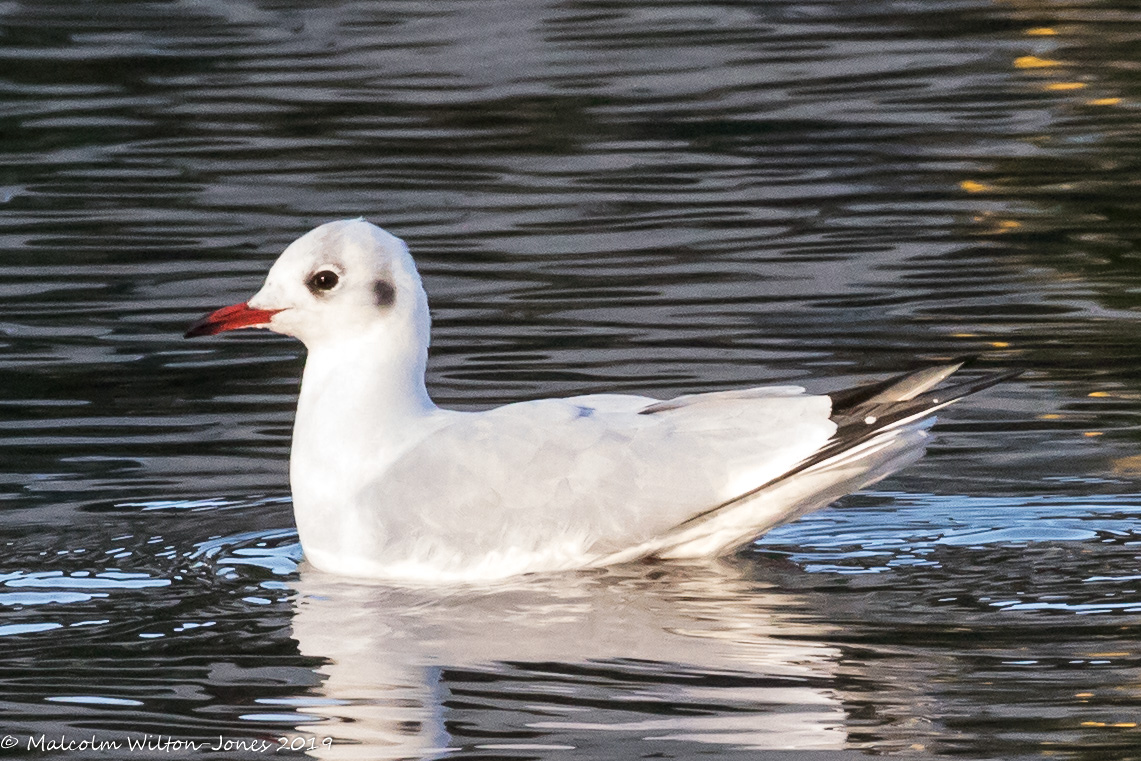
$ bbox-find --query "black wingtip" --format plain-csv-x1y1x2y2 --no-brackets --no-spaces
829,363,1022,434
916,367,1024,407
829,359,1019,414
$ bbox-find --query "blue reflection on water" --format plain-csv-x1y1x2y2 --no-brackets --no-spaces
757,489,1141,574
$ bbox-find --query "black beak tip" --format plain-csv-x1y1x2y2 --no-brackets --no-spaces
183,318,214,339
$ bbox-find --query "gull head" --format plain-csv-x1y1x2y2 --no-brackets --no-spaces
185,219,430,350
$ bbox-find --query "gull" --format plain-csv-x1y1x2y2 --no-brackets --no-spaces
185,219,1016,583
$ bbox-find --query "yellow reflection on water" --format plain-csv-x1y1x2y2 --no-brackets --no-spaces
1015,55,1062,69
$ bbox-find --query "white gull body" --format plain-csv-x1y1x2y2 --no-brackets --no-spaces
186,219,1012,583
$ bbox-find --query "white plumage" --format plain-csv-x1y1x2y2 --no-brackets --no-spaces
186,219,1013,583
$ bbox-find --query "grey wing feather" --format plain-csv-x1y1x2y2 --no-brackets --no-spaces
638,386,805,414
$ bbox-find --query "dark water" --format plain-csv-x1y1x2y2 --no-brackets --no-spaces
3,0,1141,758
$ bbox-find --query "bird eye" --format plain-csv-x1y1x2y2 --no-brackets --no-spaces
307,270,339,292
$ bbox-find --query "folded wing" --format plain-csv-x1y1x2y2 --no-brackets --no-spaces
363,388,835,572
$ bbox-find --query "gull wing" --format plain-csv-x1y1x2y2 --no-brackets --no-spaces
361,390,836,576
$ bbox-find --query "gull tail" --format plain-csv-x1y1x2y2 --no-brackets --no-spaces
599,361,1021,565
796,360,1023,484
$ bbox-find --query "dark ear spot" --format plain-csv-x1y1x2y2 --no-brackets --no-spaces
373,279,396,308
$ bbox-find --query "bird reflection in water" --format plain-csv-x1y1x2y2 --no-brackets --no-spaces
287,561,848,759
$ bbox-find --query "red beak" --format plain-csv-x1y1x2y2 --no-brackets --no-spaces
184,302,282,338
